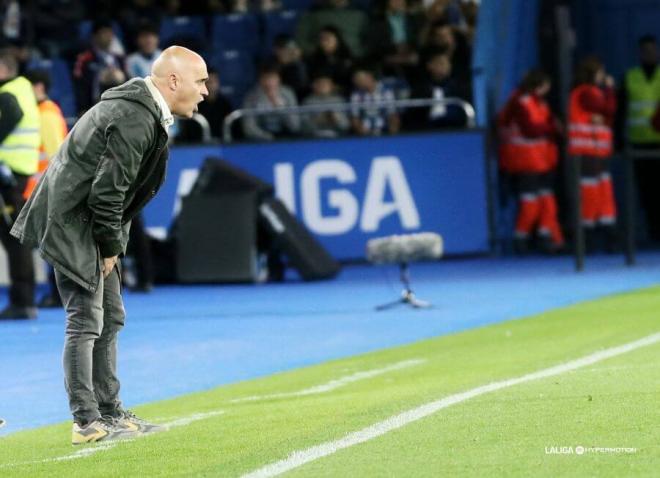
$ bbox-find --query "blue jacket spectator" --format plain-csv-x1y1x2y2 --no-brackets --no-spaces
125,23,162,79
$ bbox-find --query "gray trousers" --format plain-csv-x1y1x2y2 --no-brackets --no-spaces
55,266,125,426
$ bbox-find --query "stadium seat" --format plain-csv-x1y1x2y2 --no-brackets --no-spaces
159,16,207,49
26,58,77,118
261,10,300,56
210,14,260,55
210,50,256,107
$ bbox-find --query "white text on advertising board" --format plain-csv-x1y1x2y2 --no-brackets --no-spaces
274,156,420,235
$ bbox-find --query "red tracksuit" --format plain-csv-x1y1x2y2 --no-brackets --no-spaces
568,84,617,227
498,91,564,246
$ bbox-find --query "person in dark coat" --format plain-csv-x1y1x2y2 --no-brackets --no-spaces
11,46,209,445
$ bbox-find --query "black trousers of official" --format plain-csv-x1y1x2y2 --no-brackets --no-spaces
127,213,154,287
633,148,660,242
0,174,35,307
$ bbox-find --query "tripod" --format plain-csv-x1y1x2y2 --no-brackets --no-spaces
376,262,431,311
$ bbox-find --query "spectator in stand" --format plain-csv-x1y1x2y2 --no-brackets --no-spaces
296,0,368,59
458,0,479,45
305,26,354,94
125,23,162,79
497,69,564,254
272,35,309,100
407,50,469,130
349,65,400,136
73,19,125,115
118,0,163,52
367,0,423,82
98,66,126,95
568,56,617,251
162,0,182,15
242,64,301,141
199,69,233,139
419,0,464,25
302,72,350,138
419,20,471,85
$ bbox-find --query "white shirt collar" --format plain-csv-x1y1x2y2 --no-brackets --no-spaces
144,76,174,131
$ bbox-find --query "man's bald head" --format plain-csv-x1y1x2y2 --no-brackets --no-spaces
150,46,208,118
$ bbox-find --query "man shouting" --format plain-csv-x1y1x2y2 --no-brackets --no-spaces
11,46,208,445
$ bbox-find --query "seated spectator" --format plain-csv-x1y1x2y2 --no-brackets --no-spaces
367,0,423,81
199,69,233,139
125,23,162,79
419,20,471,85
302,72,350,138
98,66,126,96
305,26,353,94
272,35,309,100
407,51,469,129
118,0,163,51
73,19,124,114
350,65,400,136
242,64,301,141
296,0,368,59
422,0,465,27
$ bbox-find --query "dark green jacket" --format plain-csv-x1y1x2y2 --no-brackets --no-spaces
11,78,169,292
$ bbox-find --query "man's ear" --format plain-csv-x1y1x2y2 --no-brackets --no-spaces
169,73,178,90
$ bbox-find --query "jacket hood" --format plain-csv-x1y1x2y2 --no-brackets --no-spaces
100,78,161,123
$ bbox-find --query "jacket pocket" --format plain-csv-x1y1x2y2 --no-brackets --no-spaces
62,204,92,226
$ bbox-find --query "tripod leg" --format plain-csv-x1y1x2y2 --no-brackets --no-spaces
376,298,406,311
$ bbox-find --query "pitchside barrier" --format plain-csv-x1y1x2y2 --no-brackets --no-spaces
143,122,491,261
0,99,490,284
569,147,659,272
160,97,489,262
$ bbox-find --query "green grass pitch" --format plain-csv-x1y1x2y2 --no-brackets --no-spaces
1,287,659,477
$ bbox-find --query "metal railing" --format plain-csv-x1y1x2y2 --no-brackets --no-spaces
222,97,476,143
570,147,660,271
189,113,212,143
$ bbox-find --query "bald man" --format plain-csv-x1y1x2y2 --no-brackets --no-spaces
11,47,208,445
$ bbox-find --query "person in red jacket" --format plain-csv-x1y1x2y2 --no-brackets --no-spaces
498,69,564,253
568,57,617,249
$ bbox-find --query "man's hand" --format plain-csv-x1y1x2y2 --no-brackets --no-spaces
102,255,118,278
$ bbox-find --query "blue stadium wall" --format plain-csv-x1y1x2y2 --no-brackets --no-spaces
143,131,490,261
572,0,660,81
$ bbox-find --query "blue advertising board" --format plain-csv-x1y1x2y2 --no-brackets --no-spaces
143,131,490,260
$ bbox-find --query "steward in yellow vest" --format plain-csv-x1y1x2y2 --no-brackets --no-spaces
0,51,39,319
625,65,660,144
24,69,69,309
623,35,660,242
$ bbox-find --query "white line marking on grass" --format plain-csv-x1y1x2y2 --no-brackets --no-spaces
231,359,426,403
242,332,660,478
161,410,225,428
51,440,133,462
0,410,225,468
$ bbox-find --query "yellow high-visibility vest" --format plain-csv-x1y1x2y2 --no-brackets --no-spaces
625,66,660,144
0,76,40,175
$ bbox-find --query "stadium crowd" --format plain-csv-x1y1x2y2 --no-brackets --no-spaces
0,0,479,142
2,0,660,320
